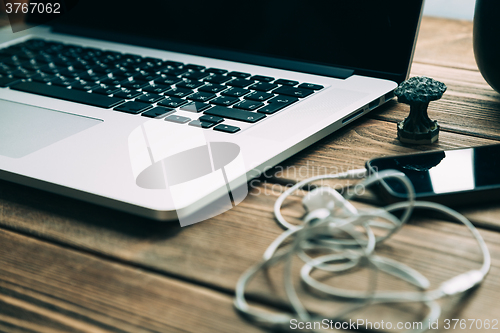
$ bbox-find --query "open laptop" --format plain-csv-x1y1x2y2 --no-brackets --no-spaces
0,1,424,225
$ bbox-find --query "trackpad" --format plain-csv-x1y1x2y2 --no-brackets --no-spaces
0,101,102,158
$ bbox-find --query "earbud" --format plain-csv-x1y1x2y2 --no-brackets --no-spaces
302,186,358,217
235,168,490,333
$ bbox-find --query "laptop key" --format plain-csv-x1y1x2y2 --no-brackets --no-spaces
0,77,22,87
160,68,188,77
141,106,173,118
114,88,142,99
199,115,224,124
32,73,58,84
275,79,299,86
114,101,152,114
244,91,274,101
187,92,216,102
233,100,264,111
221,87,250,97
249,82,278,92
121,79,150,89
205,106,266,123
273,86,314,98
40,64,61,75
180,102,211,113
52,78,77,87
142,57,163,65
227,78,253,88
227,71,251,78
158,96,188,108
99,77,123,86
205,68,227,74
177,80,204,89
210,95,239,106
93,86,121,95
213,124,241,133
188,120,216,129
258,102,292,114
165,115,191,124
250,75,274,82
21,63,43,72
142,83,170,94
198,83,227,94
0,71,11,79
79,72,107,82
11,81,124,108
182,71,210,81
136,92,164,103
298,83,324,90
71,81,100,91
3,58,23,68
184,64,205,71
164,87,193,98
156,75,182,85
0,66,12,74
115,68,137,78
72,60,90,69
268,95,299,104
97,83,120,91
34,55,52,64
204,74,232,84
138,66,162,76
92,65,119,75
133,73,161,82
163,60,184,68
12,69,37,79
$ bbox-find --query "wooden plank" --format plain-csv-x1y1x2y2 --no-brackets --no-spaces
0,228,265,333
414,17,477,70
1,177,500,327
369,63,500,140
410,63,499,102
263,118,498,188
381,16,500,140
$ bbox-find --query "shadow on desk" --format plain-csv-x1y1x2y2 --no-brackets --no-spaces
0,179,182,240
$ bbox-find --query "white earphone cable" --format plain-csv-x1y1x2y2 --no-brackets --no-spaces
235,168,490,333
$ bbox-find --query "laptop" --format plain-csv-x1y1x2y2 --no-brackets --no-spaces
0,1,424,225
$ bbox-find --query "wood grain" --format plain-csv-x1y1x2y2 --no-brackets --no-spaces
1,178,500,330
374,17,500,141
0,228,265,333
369,64,500,140
268,117,499,182
413,17,477,70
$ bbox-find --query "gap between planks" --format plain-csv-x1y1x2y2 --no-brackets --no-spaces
0,227,266,333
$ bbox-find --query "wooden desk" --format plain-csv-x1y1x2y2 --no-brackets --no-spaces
1,17,499,332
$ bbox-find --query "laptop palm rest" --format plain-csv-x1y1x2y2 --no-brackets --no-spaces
0,100,102,158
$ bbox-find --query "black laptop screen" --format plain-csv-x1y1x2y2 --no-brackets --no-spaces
28,0,423,82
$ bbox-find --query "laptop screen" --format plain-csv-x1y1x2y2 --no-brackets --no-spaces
28,0,424,83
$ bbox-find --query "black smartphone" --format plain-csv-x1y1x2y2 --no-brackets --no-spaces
366,144,500,206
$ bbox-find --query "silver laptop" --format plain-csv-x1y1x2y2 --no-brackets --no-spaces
0,1,424,225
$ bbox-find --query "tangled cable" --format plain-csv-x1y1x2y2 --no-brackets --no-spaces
234,168,490,333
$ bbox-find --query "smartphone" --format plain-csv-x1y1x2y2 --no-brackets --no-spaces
366,144,500,206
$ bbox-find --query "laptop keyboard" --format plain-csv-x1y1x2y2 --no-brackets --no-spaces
0,39,324,133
